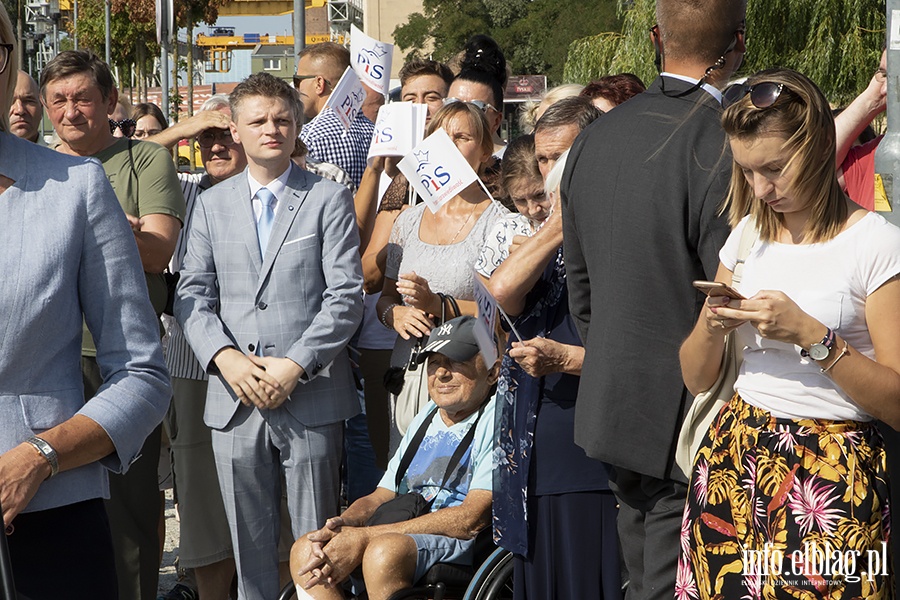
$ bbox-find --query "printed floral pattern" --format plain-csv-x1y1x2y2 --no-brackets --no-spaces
681,395,893,599
492,248,567,556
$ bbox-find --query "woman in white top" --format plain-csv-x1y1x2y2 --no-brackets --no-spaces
679,68,900,599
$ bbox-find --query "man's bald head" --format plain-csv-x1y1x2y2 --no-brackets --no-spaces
10,70,42,142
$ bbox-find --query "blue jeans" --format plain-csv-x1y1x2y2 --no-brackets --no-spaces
344,392,385,503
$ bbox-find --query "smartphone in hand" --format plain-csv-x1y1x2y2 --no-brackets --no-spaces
692,280,745,300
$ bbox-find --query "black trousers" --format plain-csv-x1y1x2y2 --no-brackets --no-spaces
83,355,162,600
7,498,118,599
608,467,687,600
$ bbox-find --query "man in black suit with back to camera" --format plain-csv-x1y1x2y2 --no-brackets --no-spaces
561,0,746,598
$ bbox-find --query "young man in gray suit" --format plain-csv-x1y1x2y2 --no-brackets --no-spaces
175,72,364,599
561,0,746,598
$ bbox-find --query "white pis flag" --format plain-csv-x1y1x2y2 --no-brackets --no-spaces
322,66,366,131
472,272,499,367
367,102,428,165
397,128,480,214
350,25,393,95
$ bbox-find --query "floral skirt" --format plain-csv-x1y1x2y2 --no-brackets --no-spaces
679,394,893,600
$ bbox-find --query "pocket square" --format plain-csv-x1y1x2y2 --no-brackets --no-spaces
283,233,317,246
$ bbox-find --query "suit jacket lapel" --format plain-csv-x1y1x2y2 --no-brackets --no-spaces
234,172,263,273
258,164,311,288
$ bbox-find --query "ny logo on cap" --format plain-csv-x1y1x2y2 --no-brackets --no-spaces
438,322,453,335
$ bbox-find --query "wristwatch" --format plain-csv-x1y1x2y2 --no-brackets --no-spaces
26,436,59,478
801,328,835,361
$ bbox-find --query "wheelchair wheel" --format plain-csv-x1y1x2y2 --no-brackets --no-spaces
278,581,296,600
463,548,514,600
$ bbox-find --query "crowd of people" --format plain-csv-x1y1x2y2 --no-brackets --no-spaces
2,0,900,599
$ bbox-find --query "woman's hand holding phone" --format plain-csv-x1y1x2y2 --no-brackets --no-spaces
693,280,747,335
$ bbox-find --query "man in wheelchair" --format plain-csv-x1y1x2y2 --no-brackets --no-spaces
290,316,497,600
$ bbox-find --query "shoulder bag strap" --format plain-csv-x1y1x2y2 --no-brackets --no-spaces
732,220,757,287
433,403,486,496
394,405,438,491
127,138,140,207
436,293,461,325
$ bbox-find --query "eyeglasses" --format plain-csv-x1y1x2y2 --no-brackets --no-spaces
0,44,12,75
197,128,235,149
292,74,331,89
133,128,161,139
442,97,499,113
109,118,137,137
722,81,784,109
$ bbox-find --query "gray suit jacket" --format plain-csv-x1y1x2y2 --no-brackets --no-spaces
0,132,172,512
175,164,364,429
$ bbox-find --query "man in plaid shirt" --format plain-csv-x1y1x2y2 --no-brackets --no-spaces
295,41,375,187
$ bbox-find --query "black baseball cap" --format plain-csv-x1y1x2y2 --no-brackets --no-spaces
416,316,480,363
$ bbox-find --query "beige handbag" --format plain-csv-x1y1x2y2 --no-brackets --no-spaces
675,223,757,478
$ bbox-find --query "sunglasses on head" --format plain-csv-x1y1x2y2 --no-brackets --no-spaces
442,97,499,113
722,81,784,109
109,118,137,137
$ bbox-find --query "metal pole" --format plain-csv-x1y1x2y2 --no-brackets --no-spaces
161,41,169,122
73,0,78,50
16,0,22,71
293,0,305,63
104,0,110,65
876,1,900,226
0,502,17,600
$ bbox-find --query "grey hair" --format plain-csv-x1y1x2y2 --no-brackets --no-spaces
200,94,231,112
534,96,602,136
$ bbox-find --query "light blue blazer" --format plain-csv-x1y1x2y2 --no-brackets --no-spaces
175,164,364,429
0,132,172,513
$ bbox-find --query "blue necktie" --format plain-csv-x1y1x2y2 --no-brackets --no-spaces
256,187,276,257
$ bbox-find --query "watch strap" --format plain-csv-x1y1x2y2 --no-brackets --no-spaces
800,328,835,358
26,436,59,478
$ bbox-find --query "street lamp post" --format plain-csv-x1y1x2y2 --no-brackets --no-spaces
104,0,110,65
875,2,900,226
294,0,305,62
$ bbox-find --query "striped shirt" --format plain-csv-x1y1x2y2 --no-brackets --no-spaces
164,172,211,381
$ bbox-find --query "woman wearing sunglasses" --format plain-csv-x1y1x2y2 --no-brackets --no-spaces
679,68,900,598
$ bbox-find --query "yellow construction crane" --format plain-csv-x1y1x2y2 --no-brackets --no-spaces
57,0,326,14
217,0,326,16
196,31,342,72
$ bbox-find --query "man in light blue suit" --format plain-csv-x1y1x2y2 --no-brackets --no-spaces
175,72,364,599
0,6,171,597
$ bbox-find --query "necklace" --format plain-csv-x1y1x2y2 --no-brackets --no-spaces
444,201,480,245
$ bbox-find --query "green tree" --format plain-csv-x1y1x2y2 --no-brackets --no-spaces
496,0,619,83
394,0,491,65
393,0,619,85
72,0,158,92
564,0,884,106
